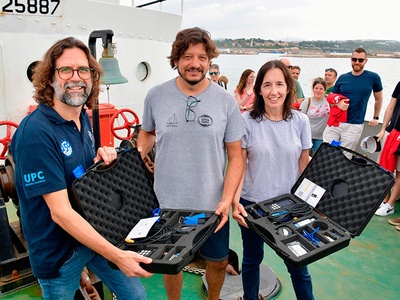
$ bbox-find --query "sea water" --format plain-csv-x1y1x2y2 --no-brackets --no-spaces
213,53,400,119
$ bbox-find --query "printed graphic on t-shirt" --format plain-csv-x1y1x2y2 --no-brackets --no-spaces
308,103,330,118
166,114,179,128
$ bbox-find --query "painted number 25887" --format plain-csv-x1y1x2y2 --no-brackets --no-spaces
2,0,60,15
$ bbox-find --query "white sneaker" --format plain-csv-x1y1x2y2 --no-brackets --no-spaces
375,202,395,216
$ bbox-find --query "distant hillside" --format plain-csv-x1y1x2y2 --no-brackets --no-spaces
213,39,400,55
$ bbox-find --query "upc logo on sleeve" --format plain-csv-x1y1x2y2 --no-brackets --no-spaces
24,171,46,186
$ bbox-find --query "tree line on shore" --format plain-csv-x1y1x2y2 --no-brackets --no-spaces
214,38,400,55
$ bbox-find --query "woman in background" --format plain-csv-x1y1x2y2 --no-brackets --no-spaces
300,77,330,155
233,60,314,300
234,69,256,112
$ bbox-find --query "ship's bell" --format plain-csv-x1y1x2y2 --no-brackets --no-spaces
99,43,128,85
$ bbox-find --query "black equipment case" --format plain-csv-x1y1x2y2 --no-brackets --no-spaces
244,143,394,269
71,148,219,274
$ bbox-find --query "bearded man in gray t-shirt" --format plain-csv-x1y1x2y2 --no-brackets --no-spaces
138,27,244,300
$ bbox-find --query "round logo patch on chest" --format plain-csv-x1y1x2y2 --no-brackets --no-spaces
198,115,213,127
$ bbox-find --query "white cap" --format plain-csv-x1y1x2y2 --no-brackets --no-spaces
360,136,381,153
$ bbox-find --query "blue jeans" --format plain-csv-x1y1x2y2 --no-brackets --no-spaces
38,245,146,300
312,139,323,154
239,198,314,300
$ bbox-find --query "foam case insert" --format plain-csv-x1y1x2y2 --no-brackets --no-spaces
71,148,219,274
244,143,394,269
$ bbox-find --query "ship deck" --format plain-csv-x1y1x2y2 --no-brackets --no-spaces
2,200,399,299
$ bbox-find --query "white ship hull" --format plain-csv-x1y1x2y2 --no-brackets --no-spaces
0,0,182,133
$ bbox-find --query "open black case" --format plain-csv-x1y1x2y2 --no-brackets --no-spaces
244,143,394,269
71,148,219,274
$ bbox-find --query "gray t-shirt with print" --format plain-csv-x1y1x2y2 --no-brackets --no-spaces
142,78,244,211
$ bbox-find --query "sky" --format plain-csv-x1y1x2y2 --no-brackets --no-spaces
131,0,400,41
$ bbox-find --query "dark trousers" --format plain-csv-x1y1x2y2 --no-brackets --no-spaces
239,198,314,300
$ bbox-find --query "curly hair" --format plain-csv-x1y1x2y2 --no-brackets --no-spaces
250,60,295,122
32,37,103,110
168,27,219,69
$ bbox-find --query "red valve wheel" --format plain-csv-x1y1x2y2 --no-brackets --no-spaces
0,121,18,160
110,108,140,141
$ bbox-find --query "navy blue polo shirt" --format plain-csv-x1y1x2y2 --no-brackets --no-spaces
11,103,96,279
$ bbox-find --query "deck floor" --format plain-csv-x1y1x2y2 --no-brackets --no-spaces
142,201,400,299
2,201,399,299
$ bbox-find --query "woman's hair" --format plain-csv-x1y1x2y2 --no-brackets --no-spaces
250,60,295,122
236,69,254,94
312,77,327,91
32,37,103,110
219,75,228,85
168,27,219,69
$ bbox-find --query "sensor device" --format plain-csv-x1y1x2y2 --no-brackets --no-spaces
267,198,294,211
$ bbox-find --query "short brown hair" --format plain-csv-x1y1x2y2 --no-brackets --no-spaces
312,77,327,91
168,27,219,69
32,37,103,109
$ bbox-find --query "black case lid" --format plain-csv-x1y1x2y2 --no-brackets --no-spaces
71,148,159,245
291,143,394,237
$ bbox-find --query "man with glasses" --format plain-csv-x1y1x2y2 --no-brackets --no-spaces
138,27,244,300
209,63,227,89
323,47,383,151
11,37,152,300
324,68,337,95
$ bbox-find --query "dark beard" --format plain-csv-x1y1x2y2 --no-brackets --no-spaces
177,69,206,86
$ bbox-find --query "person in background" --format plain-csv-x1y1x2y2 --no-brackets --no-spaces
219,75,229,89
324,68,337,95
137,27,244,300
234,69,256,112
322,47,383,151
209,63,227,89
300,77,330,155
232,60,314,300
281,58,304,105
10,37,152,300
375,81,400,218
290,65,301,80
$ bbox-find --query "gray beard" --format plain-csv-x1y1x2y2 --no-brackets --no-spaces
53,80,91,107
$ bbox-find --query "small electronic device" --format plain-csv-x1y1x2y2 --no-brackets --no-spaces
267,198,294,211
136,249,156,257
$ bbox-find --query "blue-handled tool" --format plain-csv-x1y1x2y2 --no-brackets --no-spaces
183,213,206,225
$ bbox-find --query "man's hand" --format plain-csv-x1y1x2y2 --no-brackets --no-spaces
337,99,350,111
214,200,231,232
368,118,379,127
94,146,117,164
113,249,153,278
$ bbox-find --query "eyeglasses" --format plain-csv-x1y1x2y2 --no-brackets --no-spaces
209,72,219,76
55,66,93,80
185,96,201,122
351,58,365,63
